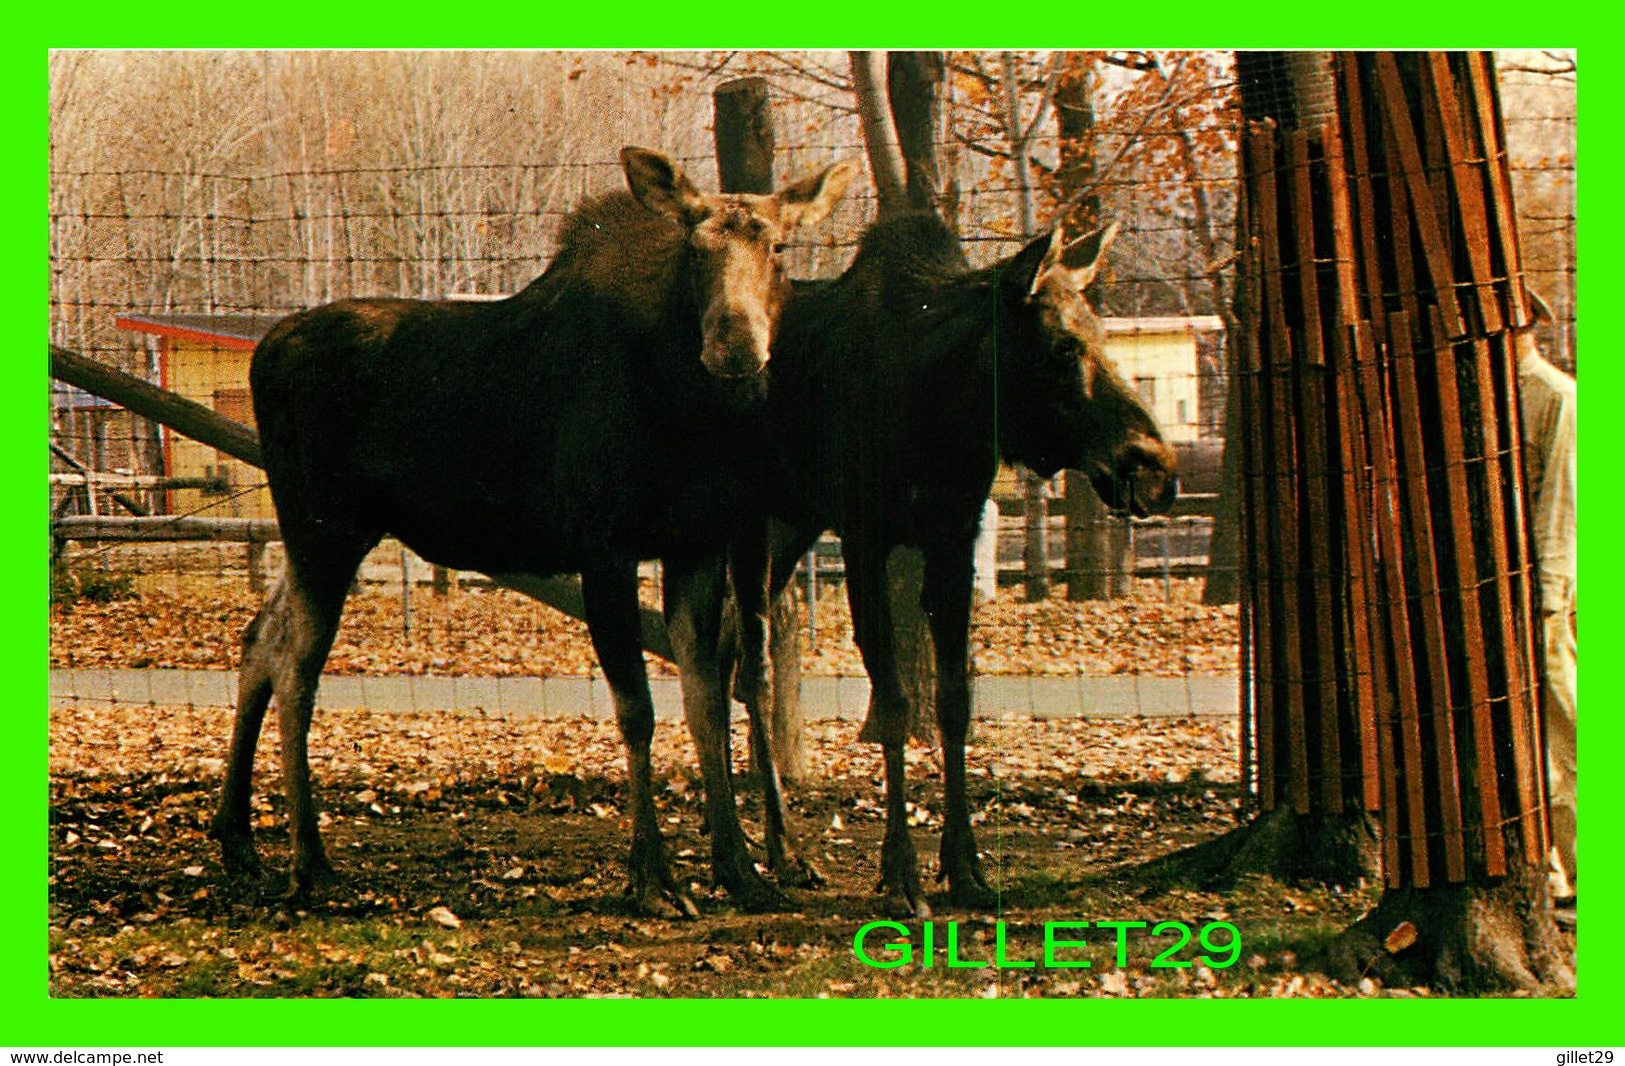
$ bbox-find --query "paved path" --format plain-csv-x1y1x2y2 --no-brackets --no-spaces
50,668,1238,719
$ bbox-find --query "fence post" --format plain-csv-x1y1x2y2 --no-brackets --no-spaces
247,541,267,594
713,78,774,194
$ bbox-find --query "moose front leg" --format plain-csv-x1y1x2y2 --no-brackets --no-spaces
924,535,997,909
582,565,697,919
665,554,790,912
845,539,930,919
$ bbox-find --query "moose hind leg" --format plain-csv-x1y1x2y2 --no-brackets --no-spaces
666,554,789,912
731,532,822,889
924,538,997,909
269,544,372,901
845,541,930,918
209,579,285,878
582,565,698,919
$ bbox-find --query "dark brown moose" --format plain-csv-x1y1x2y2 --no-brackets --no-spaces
210,147,854,915
722,212,1179,916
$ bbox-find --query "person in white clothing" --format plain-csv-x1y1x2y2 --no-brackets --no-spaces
1514,290,1576,927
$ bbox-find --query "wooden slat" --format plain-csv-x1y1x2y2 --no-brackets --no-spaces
1333,323,1382,812
1466,52,1529,328
1354,321,1425,885
1426,310,1506,877
1371,95,1442,886
1321,119,1362,327
1300,355,1345,811
1284,127,1344,810
1244,327,1276,811
1347,323,1393,819
1374,53,1467,339
1286,129,1327,367
1240,128,1276,811
1336,56,1390,343
1428,53,1504,334
1485,329,1549,863
1252,122,1295,365
1415,57,1456,269
1235,141,1259,810
1469,331,1543,863
1389,313,1468,883
1270,327,1311,815
1241,122,1293,809
1324,113,1382,810
1445,50,1541,868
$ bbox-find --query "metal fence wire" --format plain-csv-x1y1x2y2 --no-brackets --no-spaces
48,50,1574,726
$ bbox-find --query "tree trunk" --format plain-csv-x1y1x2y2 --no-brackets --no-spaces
1332,846,1573,993
849,52,909,218
1054,55,1117,601
886,51,947,216
1210,50,1569,992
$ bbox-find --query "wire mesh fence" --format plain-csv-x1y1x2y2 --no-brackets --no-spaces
48,50,1575,725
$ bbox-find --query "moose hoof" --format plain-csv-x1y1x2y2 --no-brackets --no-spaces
716,854,793,913
772,850,825,890
946,875,999,911
877,874,932,920
939,830,997,910
631,882,700,921
283,855,339,905
879,834,931,918
938,850,997,907
208,821,262,879
216,841,263,881
627,838,698,919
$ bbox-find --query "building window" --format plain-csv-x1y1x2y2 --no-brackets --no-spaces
1134,376,1157,407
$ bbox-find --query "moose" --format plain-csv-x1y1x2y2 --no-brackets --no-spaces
719,212,1179,916
209,147,854,916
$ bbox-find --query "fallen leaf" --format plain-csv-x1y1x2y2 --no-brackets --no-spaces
1384,921,1418,954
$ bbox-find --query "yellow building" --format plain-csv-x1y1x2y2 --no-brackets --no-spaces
1101,315,1225,444
114,313,284,519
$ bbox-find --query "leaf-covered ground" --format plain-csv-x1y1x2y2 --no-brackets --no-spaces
49,578,1239,679
48,702,1416,999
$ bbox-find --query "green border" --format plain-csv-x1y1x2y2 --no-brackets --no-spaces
20,8,1617,1048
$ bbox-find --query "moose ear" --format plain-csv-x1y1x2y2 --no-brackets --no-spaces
1061,220,1120,290
776,161,859,233
1003,228,1064,299
621,146,710,226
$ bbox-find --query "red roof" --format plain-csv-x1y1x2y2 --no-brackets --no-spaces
114,313,287,351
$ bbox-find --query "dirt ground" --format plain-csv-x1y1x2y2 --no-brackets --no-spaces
48,702,1406,999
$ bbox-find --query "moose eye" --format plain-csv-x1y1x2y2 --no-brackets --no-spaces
772,242,787,254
